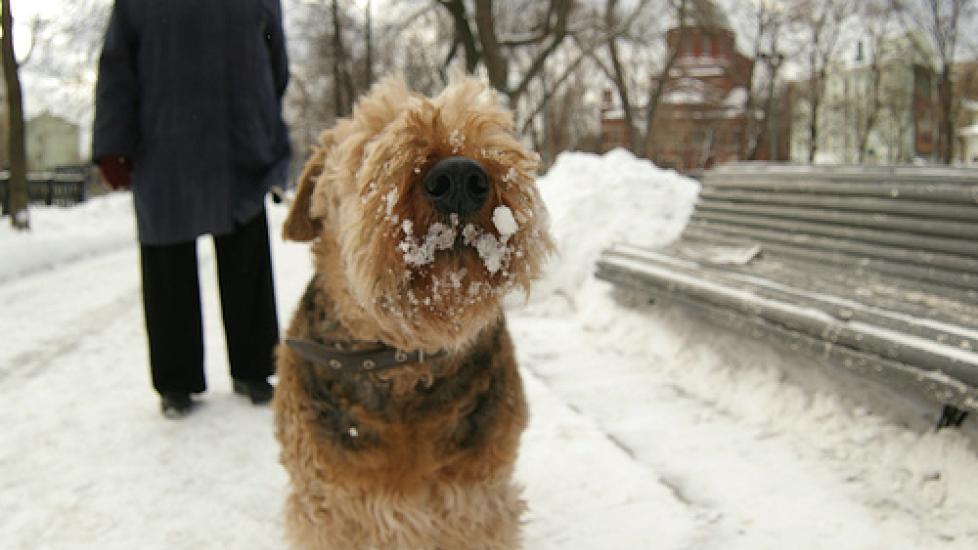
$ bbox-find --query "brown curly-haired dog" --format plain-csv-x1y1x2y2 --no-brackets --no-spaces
274,76,553,550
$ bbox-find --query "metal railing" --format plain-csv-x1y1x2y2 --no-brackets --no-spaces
0,171,88,215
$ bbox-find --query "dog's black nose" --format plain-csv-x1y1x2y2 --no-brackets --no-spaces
421,157,490,216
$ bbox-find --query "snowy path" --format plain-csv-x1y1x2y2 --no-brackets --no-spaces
0,204,697,549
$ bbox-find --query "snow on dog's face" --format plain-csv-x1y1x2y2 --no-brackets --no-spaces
284,76,552,352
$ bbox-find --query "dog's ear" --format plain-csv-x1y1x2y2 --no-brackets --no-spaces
283,143,328,242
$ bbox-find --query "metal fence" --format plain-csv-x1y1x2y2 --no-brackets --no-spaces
0,171,88,215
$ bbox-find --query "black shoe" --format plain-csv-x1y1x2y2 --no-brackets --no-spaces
160,393,194,419
232,378,274,405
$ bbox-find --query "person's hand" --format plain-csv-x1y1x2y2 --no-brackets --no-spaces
97,156,133,190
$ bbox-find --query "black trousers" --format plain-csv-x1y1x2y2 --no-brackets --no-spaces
139,208,279,395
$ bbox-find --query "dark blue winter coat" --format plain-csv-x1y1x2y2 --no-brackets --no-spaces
93,0,291,245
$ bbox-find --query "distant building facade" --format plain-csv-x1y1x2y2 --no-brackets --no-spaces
599,0,789,172
789,34,938,165
26,112,81,171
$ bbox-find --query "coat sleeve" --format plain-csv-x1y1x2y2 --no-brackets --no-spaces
93,0,139,161
264,0,289,99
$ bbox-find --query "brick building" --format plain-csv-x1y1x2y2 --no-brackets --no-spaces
600,0,790,172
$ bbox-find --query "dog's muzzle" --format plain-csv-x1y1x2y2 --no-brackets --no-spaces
422,157,490,216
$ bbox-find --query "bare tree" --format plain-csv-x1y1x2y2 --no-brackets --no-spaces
851,0,896,163
436,0,575,106
730,0,788,160
528,66,591,165
790,0,854,163
892,0,978,163
641,0,689,157
286,0,421,154
604,0,639,152
522,8,637,155
575,0,655,154
2,0,29,229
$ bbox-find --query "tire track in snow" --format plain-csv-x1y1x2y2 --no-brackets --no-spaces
528,360,746,550
0,240,136,287
0,248,142,382
516,367,698,549
525,359,704,510
0,247,216,383
520,358,720,549
0,289,140,382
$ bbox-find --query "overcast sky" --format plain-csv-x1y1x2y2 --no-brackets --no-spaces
7,0,978,157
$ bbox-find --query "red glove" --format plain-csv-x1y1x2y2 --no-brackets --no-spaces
97,156,133,190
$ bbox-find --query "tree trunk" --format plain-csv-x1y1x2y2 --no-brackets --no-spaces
474,0,509,94
365,0,374,88
440,0,481,74
807,37,817,164
1,0,28,230
331,0,354,117
641,0,687,157
750,69,779,160
939,64,954,164
437,0,572,108
857,44,883,164
606,0,637,153
740,11,765,160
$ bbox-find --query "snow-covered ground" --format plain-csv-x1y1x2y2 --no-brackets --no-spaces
2,149,977,549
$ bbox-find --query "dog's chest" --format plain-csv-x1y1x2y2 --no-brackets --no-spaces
291,278,505,456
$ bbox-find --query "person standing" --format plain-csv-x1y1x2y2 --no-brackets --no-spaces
93,0,291,418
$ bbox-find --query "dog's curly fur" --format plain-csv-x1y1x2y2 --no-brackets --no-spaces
274,76,553,550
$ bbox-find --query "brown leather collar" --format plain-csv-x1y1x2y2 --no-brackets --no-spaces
285,338,445,375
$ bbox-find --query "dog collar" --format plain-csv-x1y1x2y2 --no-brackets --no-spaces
285,337,443,374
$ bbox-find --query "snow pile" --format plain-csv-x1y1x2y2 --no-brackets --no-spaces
531,148,699,308
0,192,134,283
510,147,978,547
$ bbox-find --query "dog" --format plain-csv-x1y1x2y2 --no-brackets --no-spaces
274,76,553,550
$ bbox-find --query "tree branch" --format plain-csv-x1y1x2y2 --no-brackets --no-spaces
521,22,631,135
508,0,572,102
438,0,481,73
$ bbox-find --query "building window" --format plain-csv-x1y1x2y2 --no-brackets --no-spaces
703,36,713,56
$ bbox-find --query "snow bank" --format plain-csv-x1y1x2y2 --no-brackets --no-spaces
512,149,978,547
530,148,699,308
0,193,135,283
501,147,978,548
